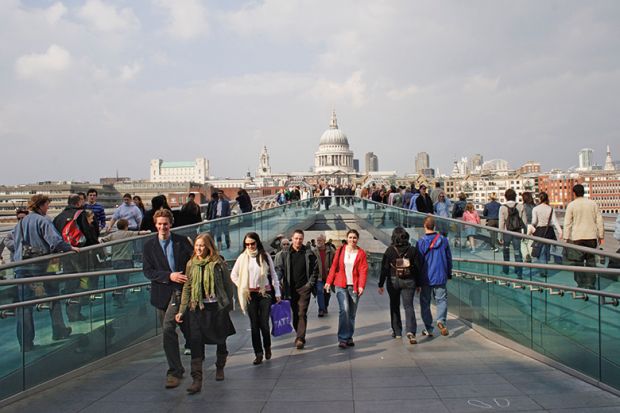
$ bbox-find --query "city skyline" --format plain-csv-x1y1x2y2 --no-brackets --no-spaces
2,1,620,184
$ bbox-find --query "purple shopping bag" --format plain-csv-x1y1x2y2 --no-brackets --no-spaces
270,300,294,337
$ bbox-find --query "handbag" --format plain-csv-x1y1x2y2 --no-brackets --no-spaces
270,300,294,337
18,220,46,259
531,208,555,259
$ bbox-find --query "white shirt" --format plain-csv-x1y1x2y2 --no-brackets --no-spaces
230,253,281,297
216,200,223,217
344,248,358,285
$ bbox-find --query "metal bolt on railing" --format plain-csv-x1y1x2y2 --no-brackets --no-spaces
496,280,508,286
548,288,565,296
129,287,142,293
485,278,495,284
512,283,525,289
35,303,50,311
66,298,80,305
0,310,15,319
90,294,103,301
529,285,544,293
571,292,589,301
601,297,620,307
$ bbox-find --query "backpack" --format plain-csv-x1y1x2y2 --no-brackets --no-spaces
390,246,412,279
393,193,402,207
62,210,86,247
409,193,420,211
452,201,465,218
505,205,524,232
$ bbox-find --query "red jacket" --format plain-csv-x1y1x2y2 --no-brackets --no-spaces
326,246,368,291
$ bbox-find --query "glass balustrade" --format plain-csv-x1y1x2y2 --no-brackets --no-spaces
0,197,618,401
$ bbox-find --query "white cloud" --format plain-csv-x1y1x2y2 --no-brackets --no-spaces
120,62,142,81
15,44,71,81
45,2,67,25
387,85,420,100
463,75,501,94
156,0,208,40
309,71,368,108
77,0,140,32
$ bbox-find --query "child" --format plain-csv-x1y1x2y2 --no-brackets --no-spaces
462,202,481,253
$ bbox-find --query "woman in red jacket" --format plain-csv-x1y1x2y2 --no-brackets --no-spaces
325,229,368,348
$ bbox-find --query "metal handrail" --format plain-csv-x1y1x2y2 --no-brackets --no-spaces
0,268,139,286
360,198,620,261
0,199,287,271
453,257,620,275
453,269,620,301
0,281,150,311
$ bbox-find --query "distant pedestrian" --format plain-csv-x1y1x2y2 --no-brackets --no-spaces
433,192,452,235
231,232,281,365
179,193,202,227
520,192,536,262
483,193,501,252
498,188,527,279
85,188,106,231
325,229,368,348
313,234,335,317
176,233,235,390
106,193,142,233
530,192,562,266
462,202,481,253
236,189,253,213
133,195,146,217
415,185,434,214
563,184,604,289
206,191,231,250
1,208,28,262
417,216,452,336
430,182,443,204
378,227,425,343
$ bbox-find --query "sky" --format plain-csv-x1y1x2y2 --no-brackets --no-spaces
1,0,619,185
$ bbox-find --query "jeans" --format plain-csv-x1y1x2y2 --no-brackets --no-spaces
158,291,187,378
315,280,331,313
16,265,67,348
335,286,359,343
388,277,418,335
420,284,448,326
502,233,523,277
247,292,272,355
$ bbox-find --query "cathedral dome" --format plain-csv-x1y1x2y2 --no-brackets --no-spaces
319,111,349,146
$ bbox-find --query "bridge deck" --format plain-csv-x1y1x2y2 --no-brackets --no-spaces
5,286,620,413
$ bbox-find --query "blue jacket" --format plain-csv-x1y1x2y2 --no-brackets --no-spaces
434,198,452,218
416,232,452,286
13,212,72,261
408,193,420,211
483,201,501,220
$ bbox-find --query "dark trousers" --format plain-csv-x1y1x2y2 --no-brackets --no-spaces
568,239,598,289
486,219,499,248
247,292,272,355
290,285,311,342
188,305,227,360
386,281,402,336
158,291,190,378
502,233,523,277
112,259,132,305
16,266,67,348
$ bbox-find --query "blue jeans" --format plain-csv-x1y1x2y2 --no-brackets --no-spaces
502,233,523,277
315,280,330,313
420,285,448,326
335,286,359,343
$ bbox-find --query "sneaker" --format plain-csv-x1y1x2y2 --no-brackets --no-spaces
406,332,417,344
295,339,305,350
346,339,355,347
338,341,347,349
184,348,191,355
391,332,402,339
437,322,449,336
422,329,434,337
318,310,325,317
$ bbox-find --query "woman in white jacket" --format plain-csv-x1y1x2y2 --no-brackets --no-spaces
531,192,563,266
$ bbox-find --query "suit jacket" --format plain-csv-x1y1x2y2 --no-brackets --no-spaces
206,199,231,220
143,233,193,310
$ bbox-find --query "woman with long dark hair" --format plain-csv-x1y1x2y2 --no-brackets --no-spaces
325,229,368,348
378,227,424,343
531,192,562,266
230,232,281,364
175,233,236,392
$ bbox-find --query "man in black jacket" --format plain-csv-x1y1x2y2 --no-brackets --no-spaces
143,209,193,389
275,229,318,349
415,185,434,214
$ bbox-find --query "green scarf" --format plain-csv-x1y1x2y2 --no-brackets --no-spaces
188,256,218,311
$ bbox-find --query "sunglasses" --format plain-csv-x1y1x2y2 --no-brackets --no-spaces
245,241,256,247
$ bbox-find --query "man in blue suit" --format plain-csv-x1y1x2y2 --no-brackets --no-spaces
206,191,231,250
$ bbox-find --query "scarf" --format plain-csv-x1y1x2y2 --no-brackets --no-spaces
188,256,218,311
236,249,269,313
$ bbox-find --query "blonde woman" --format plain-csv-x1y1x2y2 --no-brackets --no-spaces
175,233,236,392
230,232,281,365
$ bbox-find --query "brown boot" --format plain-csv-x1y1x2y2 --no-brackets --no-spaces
215,351,228,381
186,358,203,394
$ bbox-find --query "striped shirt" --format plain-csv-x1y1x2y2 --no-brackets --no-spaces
85,202,106,229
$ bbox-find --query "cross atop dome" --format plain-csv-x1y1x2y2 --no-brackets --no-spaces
329,110,338,129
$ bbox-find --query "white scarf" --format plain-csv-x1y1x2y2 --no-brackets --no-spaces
236,249,269,313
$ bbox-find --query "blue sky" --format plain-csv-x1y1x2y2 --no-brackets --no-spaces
1,0,619,184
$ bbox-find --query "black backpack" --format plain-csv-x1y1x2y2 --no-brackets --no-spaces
505,205,524,232
390,246,412,279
